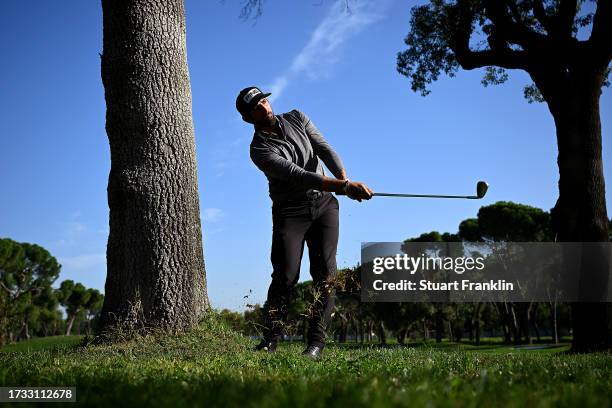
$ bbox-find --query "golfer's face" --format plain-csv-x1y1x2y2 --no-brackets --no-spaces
251,98,274,123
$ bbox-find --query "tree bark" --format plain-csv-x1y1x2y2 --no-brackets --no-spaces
339,319,347,343
541,64,611,351
473,302,482,345
434,306,443,343
377,321,387,345
531,303,541,342
518,303,532,344
549,301,559,344
397,328,407,345
494,302,513,343
509,303,521,344
98,0,209,334
66,315,75,336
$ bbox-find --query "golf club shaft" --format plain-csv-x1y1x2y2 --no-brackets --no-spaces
373,193,479,199
335,180,488,199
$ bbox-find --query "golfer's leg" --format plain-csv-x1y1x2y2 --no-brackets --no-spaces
264,213,310,341
305,194,340,347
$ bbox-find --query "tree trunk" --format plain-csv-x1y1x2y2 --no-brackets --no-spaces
397,328,407,345
98,0,209,334
377,321,387,345
350,318,359,343
542,65,611,352
475,317,481,346
509,303,521,345
518,303,532,344
549,301,559,344
473,303,482,346
339,320,347,343
434,307,443,343
494,303,511,343
531,303,541,342
22,322,30,341
66,315,76,336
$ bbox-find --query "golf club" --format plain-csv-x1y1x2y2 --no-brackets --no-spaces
340,181,489,199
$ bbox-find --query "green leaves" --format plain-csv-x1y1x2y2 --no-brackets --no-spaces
396,1,460,96
0,238,103,343
396,0,609,103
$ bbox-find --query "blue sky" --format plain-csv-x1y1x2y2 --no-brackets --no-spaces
1,0,610,311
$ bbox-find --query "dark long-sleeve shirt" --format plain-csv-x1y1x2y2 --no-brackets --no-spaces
250,109,345,202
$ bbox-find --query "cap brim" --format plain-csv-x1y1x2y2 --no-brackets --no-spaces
250,92,272,108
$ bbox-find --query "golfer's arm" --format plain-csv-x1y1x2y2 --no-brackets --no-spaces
251,149,345,193
300,110,346,179
250,147,323,189
321,176,348,193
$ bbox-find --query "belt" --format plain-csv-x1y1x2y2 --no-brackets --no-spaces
274,190,324,205
305,189,323,200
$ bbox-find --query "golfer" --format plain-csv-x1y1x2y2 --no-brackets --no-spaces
236,86,373,360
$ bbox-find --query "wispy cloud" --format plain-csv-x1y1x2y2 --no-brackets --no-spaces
55,214,87,247
268,0,390,101
60,253,106,271
202,207,225,223
66,221,86,235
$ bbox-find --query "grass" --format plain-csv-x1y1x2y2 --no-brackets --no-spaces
0,314,609,407
0,335,84,353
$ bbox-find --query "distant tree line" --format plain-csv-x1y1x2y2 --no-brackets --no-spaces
0,238,103,345
222,201,611,345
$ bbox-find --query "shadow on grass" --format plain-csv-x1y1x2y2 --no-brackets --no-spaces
324,340,571,353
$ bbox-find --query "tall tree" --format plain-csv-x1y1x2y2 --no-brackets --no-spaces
0,239,60,344
465,201,555,344
57,281,104,336
397,0,610,352
84,290,104,335
58,281,89,335
99,0,209,333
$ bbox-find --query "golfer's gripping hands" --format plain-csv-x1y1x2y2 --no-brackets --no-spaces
322,177,373,202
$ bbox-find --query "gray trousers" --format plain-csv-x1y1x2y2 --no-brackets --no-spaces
263,192,339,346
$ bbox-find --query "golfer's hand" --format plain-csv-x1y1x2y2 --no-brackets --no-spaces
346,181,373,202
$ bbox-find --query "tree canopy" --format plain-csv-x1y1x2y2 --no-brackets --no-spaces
397,0,610,100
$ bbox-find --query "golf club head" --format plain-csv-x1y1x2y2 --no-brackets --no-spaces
476,181,488,199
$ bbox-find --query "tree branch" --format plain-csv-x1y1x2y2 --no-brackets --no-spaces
0,281,11,293
449,1,528,70
484,0,548,50
533,0,553,34
556,0,578,40
452,1,530,71
455,48,530,70
507,1,522,23
589,0,612,64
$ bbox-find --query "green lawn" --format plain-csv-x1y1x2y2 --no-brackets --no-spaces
0,335,84,353
0,314,609,407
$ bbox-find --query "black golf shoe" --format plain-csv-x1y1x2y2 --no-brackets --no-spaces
254,338,277,352
302,344,324,360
